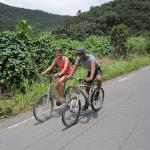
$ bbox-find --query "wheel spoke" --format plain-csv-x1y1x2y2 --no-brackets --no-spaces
33,94,53,122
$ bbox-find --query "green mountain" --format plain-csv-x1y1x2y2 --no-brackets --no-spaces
55,0,150,40
0,2,70,32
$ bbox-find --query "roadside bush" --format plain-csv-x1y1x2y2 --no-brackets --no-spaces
0,32,38,92
84,36,115,57
126,37,149,55
110,24,128,56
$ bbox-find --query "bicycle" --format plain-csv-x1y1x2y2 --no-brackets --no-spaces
62,77,104,127
33,75,67,123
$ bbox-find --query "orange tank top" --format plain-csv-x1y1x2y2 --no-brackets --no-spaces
57,56,72,74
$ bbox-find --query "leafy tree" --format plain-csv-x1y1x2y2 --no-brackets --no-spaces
110,24,128,56
55,0,150,40
16,20,32,39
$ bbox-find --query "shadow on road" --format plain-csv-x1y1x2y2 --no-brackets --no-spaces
61,108,100,131
78,109,98,124
33,107,63,125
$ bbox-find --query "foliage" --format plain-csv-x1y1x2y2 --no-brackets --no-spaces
65,21,103,40
16,20,32,39
103,56,150,80
84,36,115,56
0,32,38,92
0,2,69,32
0,29,56,92
0,30,79,92
110,24,128,56
126,37,150,55
54,0,150,40
0,22,149,93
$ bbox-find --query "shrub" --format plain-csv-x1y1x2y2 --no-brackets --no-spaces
110,24,128,56
0,32,38,92
126,37,149,55
84,36,115,56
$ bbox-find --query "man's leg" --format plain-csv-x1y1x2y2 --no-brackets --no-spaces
93,74,102,101
82,72,92,110
96,74,102,91
86,82,91,95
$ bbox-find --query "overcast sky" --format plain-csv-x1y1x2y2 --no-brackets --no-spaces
0,0,112,16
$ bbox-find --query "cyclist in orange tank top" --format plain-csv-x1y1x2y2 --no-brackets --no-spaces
41,48,72,106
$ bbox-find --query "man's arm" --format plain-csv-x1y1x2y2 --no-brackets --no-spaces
90,61,96,80
70,61,79,76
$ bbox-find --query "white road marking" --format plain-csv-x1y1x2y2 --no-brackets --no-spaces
8,117,34,129
7,107,64,130
118,74,135,82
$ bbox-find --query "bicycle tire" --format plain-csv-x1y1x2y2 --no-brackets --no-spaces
91,87,104,112
33,94,54,122
62,96,81,127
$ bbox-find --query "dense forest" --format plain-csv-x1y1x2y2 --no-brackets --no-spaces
0,2,69,32
1,0,150,39
54,0,150,40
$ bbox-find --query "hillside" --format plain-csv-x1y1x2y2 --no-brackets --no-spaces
54,0,150,39
0,2,70,32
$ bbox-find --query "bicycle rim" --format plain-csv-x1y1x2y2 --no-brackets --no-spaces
91,87,104,112
62,96,81,127
33,94,54,122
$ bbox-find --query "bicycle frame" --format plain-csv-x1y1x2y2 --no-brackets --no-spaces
46,75,67,101
73,77,96,105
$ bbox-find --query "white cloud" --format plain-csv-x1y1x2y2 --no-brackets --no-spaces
0,0,112,16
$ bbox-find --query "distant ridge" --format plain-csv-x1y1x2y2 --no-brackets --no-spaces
0,2,70,31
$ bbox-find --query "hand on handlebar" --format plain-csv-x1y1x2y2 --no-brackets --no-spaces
67,74,73,79
54,72,62,78
86,77,92,82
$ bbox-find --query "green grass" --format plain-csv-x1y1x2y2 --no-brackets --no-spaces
102,55,150,80
0,55,150,118
0,79,48,118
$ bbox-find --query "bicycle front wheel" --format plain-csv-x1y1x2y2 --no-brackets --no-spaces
33,94,54,122
91,87,104,112
62,96,81,127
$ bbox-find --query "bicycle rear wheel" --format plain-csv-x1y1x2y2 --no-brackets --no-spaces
33,94,54,122
91,87,104,112
62,96,81,127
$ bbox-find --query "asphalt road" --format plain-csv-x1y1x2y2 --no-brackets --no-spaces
0,66,150,150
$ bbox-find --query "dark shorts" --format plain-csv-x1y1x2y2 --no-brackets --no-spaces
87,66,102,80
